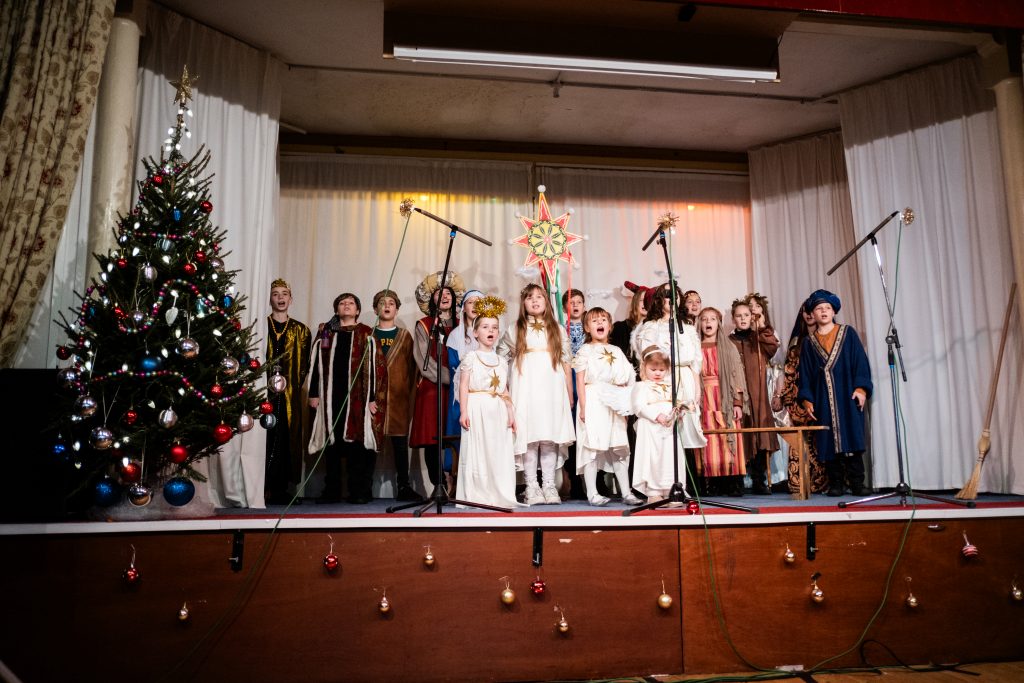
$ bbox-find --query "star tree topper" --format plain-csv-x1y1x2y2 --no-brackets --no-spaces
513,185,583,281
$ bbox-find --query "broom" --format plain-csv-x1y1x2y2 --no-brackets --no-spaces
956,282,1017,499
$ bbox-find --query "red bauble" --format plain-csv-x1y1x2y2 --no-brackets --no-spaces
232,319,242,331
209,383,224,398
120,461,142,483
169,444,189,464
686,500,700,515
152,174,164,185
323,553,340,572
530,578,547,595
259,401,274,415
248,358,261,370
183,263,197,276
200,200,213,213
116,258,128,269
123,566,141,584
113,306,125,317
194,250,206,263
56,346,72,360
212,242,220,253
124,409,138,425
212,423,233,444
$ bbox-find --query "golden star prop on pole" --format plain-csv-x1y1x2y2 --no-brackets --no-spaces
170,65,198,106
513,186,583,281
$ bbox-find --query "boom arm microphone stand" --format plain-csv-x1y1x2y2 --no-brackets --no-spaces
625,217,755,516
827,208,973,510
387,205,512,517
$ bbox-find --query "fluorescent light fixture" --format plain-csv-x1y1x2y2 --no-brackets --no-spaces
392,45,779,82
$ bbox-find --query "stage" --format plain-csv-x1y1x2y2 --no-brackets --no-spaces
2,491,1023,683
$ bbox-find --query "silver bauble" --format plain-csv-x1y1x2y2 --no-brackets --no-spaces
90,426,114,450
127,483,153,507
260,413,277,429
178,337,199,359
74,394,98,418
165,306,179,325
269,370,287,394
209,257,224,271
141,263,157,282
238,413,255,432
221,356,240,376
129,309,146,327
160,238,174,252
158,407,178,429
58,367,81,387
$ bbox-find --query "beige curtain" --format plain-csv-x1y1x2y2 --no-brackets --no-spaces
0,0,114,367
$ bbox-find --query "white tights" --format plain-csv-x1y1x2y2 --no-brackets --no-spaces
582,457,630,498
523,441,559,488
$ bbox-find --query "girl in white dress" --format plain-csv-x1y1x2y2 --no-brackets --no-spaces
631,284,707,450
574,308,641,507
631,346,681,500
498,284,575,506
456,296,519,509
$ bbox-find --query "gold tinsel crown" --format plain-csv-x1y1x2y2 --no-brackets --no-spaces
271,278,290,291
474,295,507,320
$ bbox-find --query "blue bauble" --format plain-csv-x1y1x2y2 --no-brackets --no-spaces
94,478,121,507
221,295,234,309
173,208,182,221
138,354,163,372
52,442,67,457
163,477,196,506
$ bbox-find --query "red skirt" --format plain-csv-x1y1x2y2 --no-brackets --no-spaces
409,378,449,448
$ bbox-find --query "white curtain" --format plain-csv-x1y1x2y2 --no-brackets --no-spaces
137,5,283,507
749,131,864,340
840,55,1023,494
279,157,752,496
535,166,752,319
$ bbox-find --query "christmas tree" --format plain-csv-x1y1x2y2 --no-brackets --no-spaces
53,66,272,509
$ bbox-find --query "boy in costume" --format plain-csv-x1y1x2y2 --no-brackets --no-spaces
265,278,311,505
372,289,423,501
797,289,873,496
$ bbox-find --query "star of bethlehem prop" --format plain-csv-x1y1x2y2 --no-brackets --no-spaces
512,186,583,281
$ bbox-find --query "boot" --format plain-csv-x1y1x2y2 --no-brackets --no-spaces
845,453,869,496
728,475,744,497
826,459,845,497
748,455,769,495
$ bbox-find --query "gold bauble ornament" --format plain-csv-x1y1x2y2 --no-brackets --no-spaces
557,617,570,633
811,586,824,603
178,602,191,622
905,594,919,608
784,547,796,564
1012,585,1023,601
658,592,673,610
379,596,391,614
423,550,435,567
501,588,516,605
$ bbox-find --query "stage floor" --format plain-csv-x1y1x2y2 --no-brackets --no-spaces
3,490,1022,535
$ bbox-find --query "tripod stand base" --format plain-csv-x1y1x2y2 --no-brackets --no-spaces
386,487,512,516
838,482,976,509
623,482,758,516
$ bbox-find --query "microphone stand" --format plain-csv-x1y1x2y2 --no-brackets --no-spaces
828,210,973,510
625,221,755,516
387,207,512,517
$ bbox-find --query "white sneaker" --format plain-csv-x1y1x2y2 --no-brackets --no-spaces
589,494,611,507
621,493,643,506
524,484,545,506
541,485,562,504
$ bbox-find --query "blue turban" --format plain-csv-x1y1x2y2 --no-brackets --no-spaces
804,289,841,314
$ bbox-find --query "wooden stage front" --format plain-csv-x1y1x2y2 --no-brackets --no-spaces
2,494,1023,683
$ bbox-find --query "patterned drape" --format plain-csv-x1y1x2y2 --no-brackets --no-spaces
0,0,114,367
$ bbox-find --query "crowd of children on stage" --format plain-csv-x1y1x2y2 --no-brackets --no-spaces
266,275,872,508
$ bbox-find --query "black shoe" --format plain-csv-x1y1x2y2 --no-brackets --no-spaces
850,484,871,496
316,495,341,504
827,485,845,497
395,484,424,502
346,495,371,505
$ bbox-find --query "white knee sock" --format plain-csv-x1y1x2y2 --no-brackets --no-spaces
539,443,557,488
612,460,631,498
523,444,539,487
583,461,598,497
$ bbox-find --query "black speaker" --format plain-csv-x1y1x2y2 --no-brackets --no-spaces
0,368,88,522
